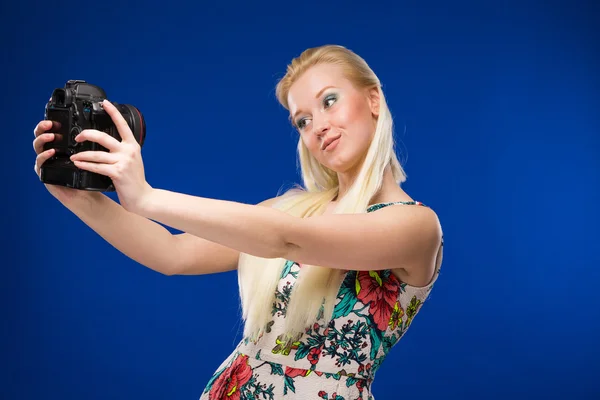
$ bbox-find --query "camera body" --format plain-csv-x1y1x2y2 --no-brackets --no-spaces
40,80,146,191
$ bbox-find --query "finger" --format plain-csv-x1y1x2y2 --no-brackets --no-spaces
33,133,55,154
33,120,59,137
102,100,136,143
76,129,121,151
72,160,113,178
34,148,55,176
70,150,118,164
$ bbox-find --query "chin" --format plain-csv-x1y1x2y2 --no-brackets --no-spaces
327,149,364,172
322,158,356,175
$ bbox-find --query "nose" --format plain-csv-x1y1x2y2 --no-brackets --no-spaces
313,114,330,137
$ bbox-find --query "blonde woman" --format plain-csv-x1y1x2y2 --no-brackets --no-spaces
33,45,444,400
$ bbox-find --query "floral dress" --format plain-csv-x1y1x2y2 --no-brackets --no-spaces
200,201,443,400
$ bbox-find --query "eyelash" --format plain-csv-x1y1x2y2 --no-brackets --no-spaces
296,93,338,130
323,93,337,108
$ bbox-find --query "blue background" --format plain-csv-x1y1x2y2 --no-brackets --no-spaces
4,0,599,399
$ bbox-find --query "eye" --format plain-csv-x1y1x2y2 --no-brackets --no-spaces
323,93,337,108
295,117,311,130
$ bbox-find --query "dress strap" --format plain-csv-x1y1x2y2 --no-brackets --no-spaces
366,201,427,213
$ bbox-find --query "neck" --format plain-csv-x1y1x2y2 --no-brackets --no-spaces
334,164,397,205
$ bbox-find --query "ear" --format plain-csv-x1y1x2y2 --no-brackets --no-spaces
367,86,380,117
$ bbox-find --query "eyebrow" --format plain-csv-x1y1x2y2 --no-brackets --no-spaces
291,85,337,122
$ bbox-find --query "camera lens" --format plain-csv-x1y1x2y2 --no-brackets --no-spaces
119,104,146,146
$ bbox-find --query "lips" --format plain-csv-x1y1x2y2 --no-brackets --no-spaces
322,135,341,151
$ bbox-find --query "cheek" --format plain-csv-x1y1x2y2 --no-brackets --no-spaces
300,132,319,152
339,98,373,139
335,102,357,126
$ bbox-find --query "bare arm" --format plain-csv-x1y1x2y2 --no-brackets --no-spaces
171,196,282,275
65,192,280,276
33,119,275,277
136,189,442,276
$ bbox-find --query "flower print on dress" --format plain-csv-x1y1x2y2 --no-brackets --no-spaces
355,270,402,331
208,354,252,400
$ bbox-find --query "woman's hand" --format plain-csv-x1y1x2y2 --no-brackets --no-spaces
69,99,153,213
33,120,97,205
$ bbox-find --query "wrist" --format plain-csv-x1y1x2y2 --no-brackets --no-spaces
63,190,106,216
132,184,158,217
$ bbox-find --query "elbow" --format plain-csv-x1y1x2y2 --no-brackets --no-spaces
271,239,297,260
162,267,178,276
159,261,182,276
273,218,303,260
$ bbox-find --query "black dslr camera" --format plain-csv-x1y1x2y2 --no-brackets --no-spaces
40,80,146,191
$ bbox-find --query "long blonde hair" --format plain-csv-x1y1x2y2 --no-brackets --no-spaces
237,45,407,342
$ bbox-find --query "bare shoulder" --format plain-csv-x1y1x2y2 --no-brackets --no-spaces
377,203,442,287
377,202,442,250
